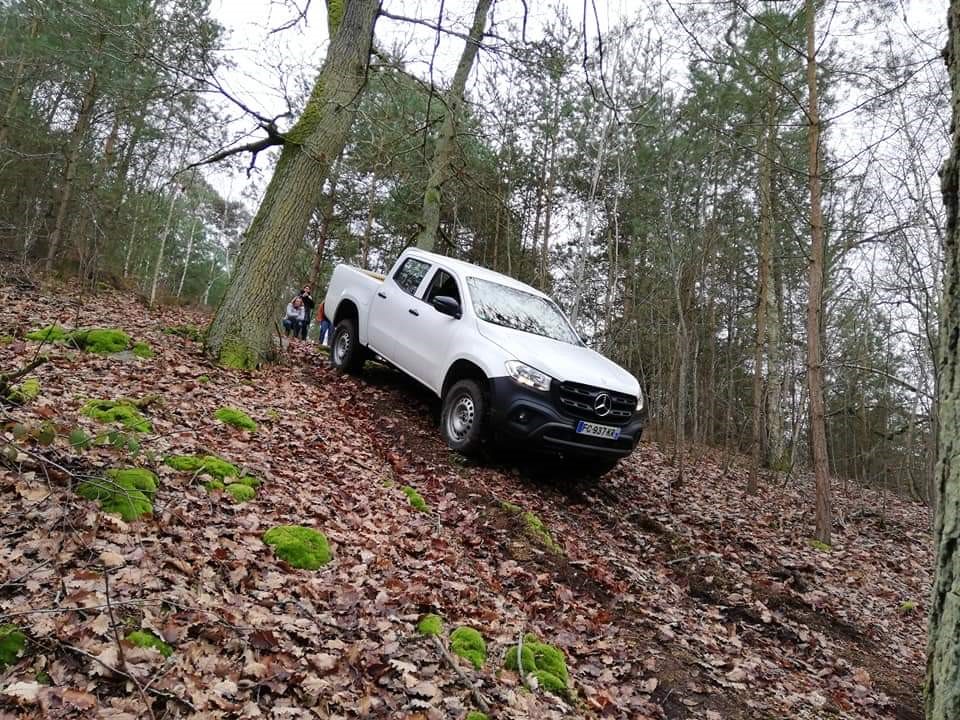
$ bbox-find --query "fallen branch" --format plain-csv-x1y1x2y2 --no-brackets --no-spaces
0,355,48,396
430,635,491,715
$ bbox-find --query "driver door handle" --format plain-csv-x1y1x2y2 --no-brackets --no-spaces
377,291,387,299
408,308,419,317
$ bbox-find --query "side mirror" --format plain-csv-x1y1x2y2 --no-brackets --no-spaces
432,295,461,319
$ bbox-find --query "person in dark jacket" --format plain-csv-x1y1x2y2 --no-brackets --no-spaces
297,285,315,340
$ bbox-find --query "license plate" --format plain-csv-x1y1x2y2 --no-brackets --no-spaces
576,420,621,440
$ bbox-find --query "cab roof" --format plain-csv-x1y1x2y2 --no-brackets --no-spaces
402,248,550,299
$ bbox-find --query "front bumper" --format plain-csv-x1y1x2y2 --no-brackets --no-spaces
488,377,646,458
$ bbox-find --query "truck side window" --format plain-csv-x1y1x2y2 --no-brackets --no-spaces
424,269,460,305
393,258,431,295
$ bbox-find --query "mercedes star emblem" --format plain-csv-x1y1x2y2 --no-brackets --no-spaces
594,393,612,417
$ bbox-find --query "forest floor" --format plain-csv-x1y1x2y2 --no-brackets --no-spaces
0,275,933,720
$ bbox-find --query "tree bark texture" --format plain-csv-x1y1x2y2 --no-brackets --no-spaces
415,0,491,251
45,67,100,273
927,4,960,716
204,0,380,368
804,0,832,545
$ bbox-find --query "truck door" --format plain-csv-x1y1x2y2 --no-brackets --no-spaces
390,266,461,392
367,256,432,361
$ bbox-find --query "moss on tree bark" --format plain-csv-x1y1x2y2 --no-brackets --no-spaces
927,5,960,717
204,0,379,367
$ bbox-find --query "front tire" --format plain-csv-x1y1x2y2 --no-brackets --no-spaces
330,318,365,374
441,379,488,456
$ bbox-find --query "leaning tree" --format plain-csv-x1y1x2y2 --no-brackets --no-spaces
204,0,381,368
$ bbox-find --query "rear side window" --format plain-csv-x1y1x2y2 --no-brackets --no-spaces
393,258,431,295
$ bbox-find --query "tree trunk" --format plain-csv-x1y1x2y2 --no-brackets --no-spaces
205,0,380,368
926,4,960,716
749,86,775,494
177,211,199,298
415,0,491,251
804,0,832,545
150,189,179,307
45,66,100,272
0,15,38,149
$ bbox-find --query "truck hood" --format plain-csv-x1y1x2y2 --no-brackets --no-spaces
477,322,640,397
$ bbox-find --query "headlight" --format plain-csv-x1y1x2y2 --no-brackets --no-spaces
636,390,644,412
505,360,551,392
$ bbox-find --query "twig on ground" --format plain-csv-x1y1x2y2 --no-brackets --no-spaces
517,630,532,690
58,641,195,712
0,557,52,591
104,568,157,720
430,634,492,715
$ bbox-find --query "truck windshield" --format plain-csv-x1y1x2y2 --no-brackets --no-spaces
467,277,580,344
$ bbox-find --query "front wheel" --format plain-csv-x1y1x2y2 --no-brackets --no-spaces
330,318,366,374
440,379,488,456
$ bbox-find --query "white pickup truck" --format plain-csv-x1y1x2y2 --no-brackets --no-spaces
324,248,646,476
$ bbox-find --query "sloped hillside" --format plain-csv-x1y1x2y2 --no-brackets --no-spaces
0,279,931,719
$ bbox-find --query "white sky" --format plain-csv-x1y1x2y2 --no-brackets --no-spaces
204,0,947,209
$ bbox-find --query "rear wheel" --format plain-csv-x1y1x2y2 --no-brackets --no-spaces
330,318,366,374
441,379,487,456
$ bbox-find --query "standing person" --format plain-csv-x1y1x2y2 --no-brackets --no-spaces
317,300,332,346
283,296,305,337
298,285,315,340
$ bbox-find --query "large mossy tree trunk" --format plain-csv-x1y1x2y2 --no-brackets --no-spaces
927,5,960,716
205,0,379,368
414,0,491,252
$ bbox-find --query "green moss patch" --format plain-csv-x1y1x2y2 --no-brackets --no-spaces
417,614,443,637
214,406,257,431
25,325,70,343
504,633,569,696
226,483,255,503
126,630,172,658
808,538,832,552
0,625,26,668
75,328,131,353
132,342,154,359
7,377,40,403
218,340,257,370
82,399,152,433
402,485,429,513
263,525,331,570
77,468,158,521
899,600,917,614
450,627,486,669
205,479,225,492
466,713,489,720
501,502,561,553
164,454,249,482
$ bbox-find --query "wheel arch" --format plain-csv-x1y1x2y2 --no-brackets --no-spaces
332,298,359,327
442,359,490,399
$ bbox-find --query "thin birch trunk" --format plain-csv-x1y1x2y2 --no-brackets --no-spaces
150,189,179,307
177,212,199,298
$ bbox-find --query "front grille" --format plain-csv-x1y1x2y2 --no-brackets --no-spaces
555,381,636,425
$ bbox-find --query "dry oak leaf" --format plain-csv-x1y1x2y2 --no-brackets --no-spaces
99,550,125,568
2,681,41,704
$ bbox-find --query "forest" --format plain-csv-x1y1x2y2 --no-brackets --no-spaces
1,0,958,718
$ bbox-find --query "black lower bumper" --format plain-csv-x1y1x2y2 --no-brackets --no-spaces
488,377,646,458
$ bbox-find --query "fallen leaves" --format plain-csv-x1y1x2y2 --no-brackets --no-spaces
0,284,932,719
